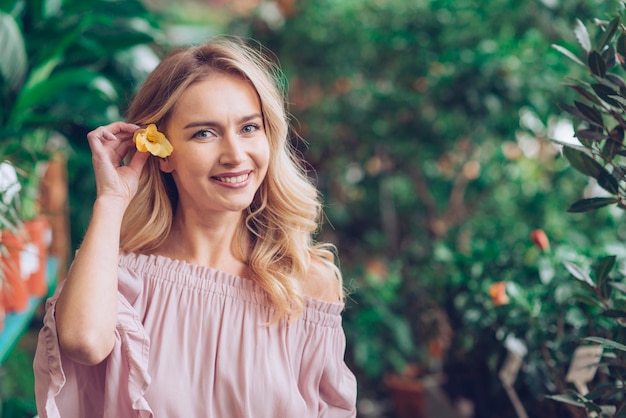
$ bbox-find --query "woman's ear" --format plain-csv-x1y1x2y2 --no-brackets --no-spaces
159,157,174,173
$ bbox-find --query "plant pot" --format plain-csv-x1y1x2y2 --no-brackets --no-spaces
40,153,70,281
1,229,29,313
24,216,51,297
0,281,5,331
384,372,427,418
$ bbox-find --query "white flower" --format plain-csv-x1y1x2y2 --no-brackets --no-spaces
20,243,40,278
0,161,21,205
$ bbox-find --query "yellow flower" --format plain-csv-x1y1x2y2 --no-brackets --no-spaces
133,124,173,158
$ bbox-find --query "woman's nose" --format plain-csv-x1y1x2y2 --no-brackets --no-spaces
218,132,245,165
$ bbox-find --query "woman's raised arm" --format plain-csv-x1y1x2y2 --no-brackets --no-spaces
55,122,149,365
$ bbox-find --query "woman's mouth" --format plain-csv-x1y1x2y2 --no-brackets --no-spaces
214,173,250,184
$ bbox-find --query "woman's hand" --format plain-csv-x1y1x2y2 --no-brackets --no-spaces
87,121,150,206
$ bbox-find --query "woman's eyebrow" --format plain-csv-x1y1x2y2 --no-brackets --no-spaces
183,114,263,130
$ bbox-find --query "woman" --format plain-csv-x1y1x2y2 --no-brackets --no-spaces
34,36,357,417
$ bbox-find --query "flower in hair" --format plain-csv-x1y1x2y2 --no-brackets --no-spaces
133,124,173,158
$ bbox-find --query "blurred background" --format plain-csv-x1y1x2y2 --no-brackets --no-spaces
2,0,626,417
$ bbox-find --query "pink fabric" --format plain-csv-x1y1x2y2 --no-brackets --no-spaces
34,253,357,417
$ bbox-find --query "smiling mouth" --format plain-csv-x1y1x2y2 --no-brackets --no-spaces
214,173,250,184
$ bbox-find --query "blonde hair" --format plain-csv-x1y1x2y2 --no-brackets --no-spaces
121,36,343,319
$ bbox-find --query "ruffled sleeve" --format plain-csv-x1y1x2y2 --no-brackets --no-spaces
299,298,357,418
33,280,153,418
318,328,357,417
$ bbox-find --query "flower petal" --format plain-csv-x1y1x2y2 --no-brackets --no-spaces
133,124,173,158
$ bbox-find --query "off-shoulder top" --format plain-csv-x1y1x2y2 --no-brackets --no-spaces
33,252,357,417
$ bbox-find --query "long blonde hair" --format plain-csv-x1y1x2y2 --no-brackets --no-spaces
121,36,343,319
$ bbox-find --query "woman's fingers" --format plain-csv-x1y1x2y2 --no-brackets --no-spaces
90,121,140,138
88,122,139,148
88,122,141,164
87,122,148,204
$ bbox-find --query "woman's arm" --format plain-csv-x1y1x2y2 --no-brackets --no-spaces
54,122,149,365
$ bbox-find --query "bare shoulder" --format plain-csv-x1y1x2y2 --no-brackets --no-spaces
303,256,343,303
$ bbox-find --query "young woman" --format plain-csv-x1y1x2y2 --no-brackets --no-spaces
34,36,357,417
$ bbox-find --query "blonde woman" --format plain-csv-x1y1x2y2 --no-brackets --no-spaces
34,37,357,417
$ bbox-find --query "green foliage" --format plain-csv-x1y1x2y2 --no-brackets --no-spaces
0,0,165,244
1,340,38,418
238,0,625,266
548,8,626,416
0,0,162,134
344,261,423,379
555,13,626,213
228,0,626,416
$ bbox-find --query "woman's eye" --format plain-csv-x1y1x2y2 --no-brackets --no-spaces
241,123,261,134
192,129,214,139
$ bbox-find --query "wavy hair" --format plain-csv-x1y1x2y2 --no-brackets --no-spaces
121,36,343,320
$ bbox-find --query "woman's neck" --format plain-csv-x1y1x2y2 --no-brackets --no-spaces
153,210,250,276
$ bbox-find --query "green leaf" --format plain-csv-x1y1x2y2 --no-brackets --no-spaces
574,19,592,53
601,309,626,318
9,68,118,126
584,336,626,352
594,255,616,290
573,293,606,308
562,145,618,193
591,83,618,106
617,34,626,71
609,95,626,113
0,10,27,89
563,147,602,177
609,125,624,143
552,44,585,67
573,101,604,128
605,73,626,89
20,56,62,94
597,17,620,50
568,197,617,212
545,394,585,408
596,169,619,194
602,138,621,162
602,45,616,70
588,51,607,78
42,0,62,18
390,317,414,355
564,261,595,286
559,103,588,122
575,129,606,141
609,281,626,294
83,25,156,51
568,84,603,106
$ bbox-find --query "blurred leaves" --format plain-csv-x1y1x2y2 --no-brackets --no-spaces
0,0,167,245
229,0,626,416
548,9,626,416
0,10,27,89
230,0,626,416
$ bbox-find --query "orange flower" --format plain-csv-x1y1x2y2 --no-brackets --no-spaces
133,124,173,158
365,259,388,283
428,338,445,359
530,229,550,252
489,281,509,306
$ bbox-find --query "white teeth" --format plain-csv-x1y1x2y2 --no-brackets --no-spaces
216,173,249,184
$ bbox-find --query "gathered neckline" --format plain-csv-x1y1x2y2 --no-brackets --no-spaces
119,252,346,320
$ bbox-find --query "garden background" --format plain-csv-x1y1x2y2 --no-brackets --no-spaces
2,0,626,417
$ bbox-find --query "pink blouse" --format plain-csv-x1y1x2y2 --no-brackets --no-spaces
33,253,357,417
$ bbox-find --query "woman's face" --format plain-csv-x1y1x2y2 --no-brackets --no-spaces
160,72,270,217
